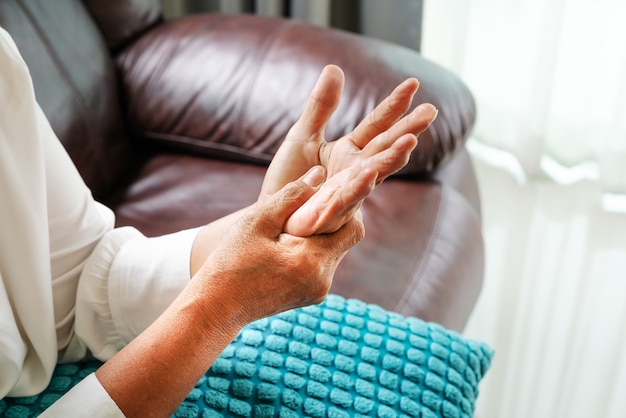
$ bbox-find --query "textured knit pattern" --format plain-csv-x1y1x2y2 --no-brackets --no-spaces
0,362,100,417
1,295,493,417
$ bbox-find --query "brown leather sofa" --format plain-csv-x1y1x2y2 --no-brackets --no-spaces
0,0,483,332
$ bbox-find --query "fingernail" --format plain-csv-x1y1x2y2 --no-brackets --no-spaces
426,103,438,118
303,166,325,187
418,103,438,127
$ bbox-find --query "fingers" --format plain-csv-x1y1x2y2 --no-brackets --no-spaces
342,104,436,185
362,133,419,184
253,166,326,236
362,103,438,161
294,65,345,139
393,102,438,139
316,213,366,260
349,78,420,149
310,168,377,235
284,167,377,236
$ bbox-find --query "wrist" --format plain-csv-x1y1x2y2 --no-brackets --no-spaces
95,271,246,417
185,269,249,337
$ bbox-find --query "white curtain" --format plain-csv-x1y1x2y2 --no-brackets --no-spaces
422,0,626,194
463,150,626,418
422,2,626,417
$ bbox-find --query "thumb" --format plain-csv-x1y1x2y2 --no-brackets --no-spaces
259,166,327,235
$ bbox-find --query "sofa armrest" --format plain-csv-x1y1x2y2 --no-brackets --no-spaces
116,13,476,175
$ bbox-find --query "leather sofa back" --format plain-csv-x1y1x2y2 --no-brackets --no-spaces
116,13,476,176
82,0,162,51
0,0,134,200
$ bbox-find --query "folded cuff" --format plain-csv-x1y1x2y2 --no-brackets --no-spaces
40,373,124,417
72,226,198,361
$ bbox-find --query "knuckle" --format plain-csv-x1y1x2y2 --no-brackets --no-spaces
349,217,366,245
278,181,301,202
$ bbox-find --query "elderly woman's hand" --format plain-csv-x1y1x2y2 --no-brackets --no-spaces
260,65,437,236
193,166,365,324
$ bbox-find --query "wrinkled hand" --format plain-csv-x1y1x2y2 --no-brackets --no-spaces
260,65,438,236
194,167,365,325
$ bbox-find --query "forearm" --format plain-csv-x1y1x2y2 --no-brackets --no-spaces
95,275,244,418
95,169,360,417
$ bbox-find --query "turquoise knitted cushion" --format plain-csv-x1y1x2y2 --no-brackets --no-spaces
1,295,493,417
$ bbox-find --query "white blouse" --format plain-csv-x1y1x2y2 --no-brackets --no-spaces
0,28,198,416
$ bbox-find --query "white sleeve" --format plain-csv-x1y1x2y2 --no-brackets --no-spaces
0,26,200,413
42,225,198,416
66,226,200,362
40,373,124,418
